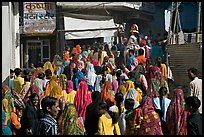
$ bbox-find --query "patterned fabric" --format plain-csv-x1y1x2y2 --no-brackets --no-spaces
2,85,14,109
74,81,92,122
166,88,188,135
58,74,67,90
33,78,43,95
31,67,43,83
139,97,163,135
33,114,58,135
58,104,85,135
148,66,168,97
125,107,143,135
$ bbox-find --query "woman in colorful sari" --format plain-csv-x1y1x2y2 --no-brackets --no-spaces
25,84,44,105
138,97,163,135
58,103,85,135
43,61,54,76
43,75,58,97
73,71,86,90
166,88,188,135
147,66,168,97
125,98,143,135
52,55,63,76
101,81,115,106
2,98,12,135
58,74,69,102
33,72,45,95
31,67,43,84
74,79,92,122
65,80,76,104
2,85,15,112
134,64,148,91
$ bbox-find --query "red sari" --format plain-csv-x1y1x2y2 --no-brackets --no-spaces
74,80,92,122
166,88,188,135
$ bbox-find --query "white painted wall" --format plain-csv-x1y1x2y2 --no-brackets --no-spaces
2,2,19,85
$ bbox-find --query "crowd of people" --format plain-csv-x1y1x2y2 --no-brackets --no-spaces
2,24,202,135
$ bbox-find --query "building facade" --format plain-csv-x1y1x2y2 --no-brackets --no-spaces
2,2,20,85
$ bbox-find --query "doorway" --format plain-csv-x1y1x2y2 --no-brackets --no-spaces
26,40,50,68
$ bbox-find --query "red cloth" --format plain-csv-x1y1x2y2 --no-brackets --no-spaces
74,81,92,122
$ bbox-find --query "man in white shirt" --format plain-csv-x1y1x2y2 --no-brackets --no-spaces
187,67,202,113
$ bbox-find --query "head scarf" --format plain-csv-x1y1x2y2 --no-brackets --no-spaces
33,78,43,95
124,80,135,95
74,71,86,89
71,48,78,55
74,81,92,122
123,88,140,109
138,97,163,135
61,103,85,135
2,99,11,125
148,66,168,97
81,51,88,60
43,61,54,75
2,85,14,111
101,81,115,105
66,80,74,94
58,74,67,90
53,55,63,66
44,75,58,96
31,67,43,83
118,85,126,96
49,85,63,100
86,64,97,87
166,88,187,135
76,44,82,54
2,85,10,99
91,59,99,66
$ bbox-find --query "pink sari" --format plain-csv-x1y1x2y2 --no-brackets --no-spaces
74,80,92,122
